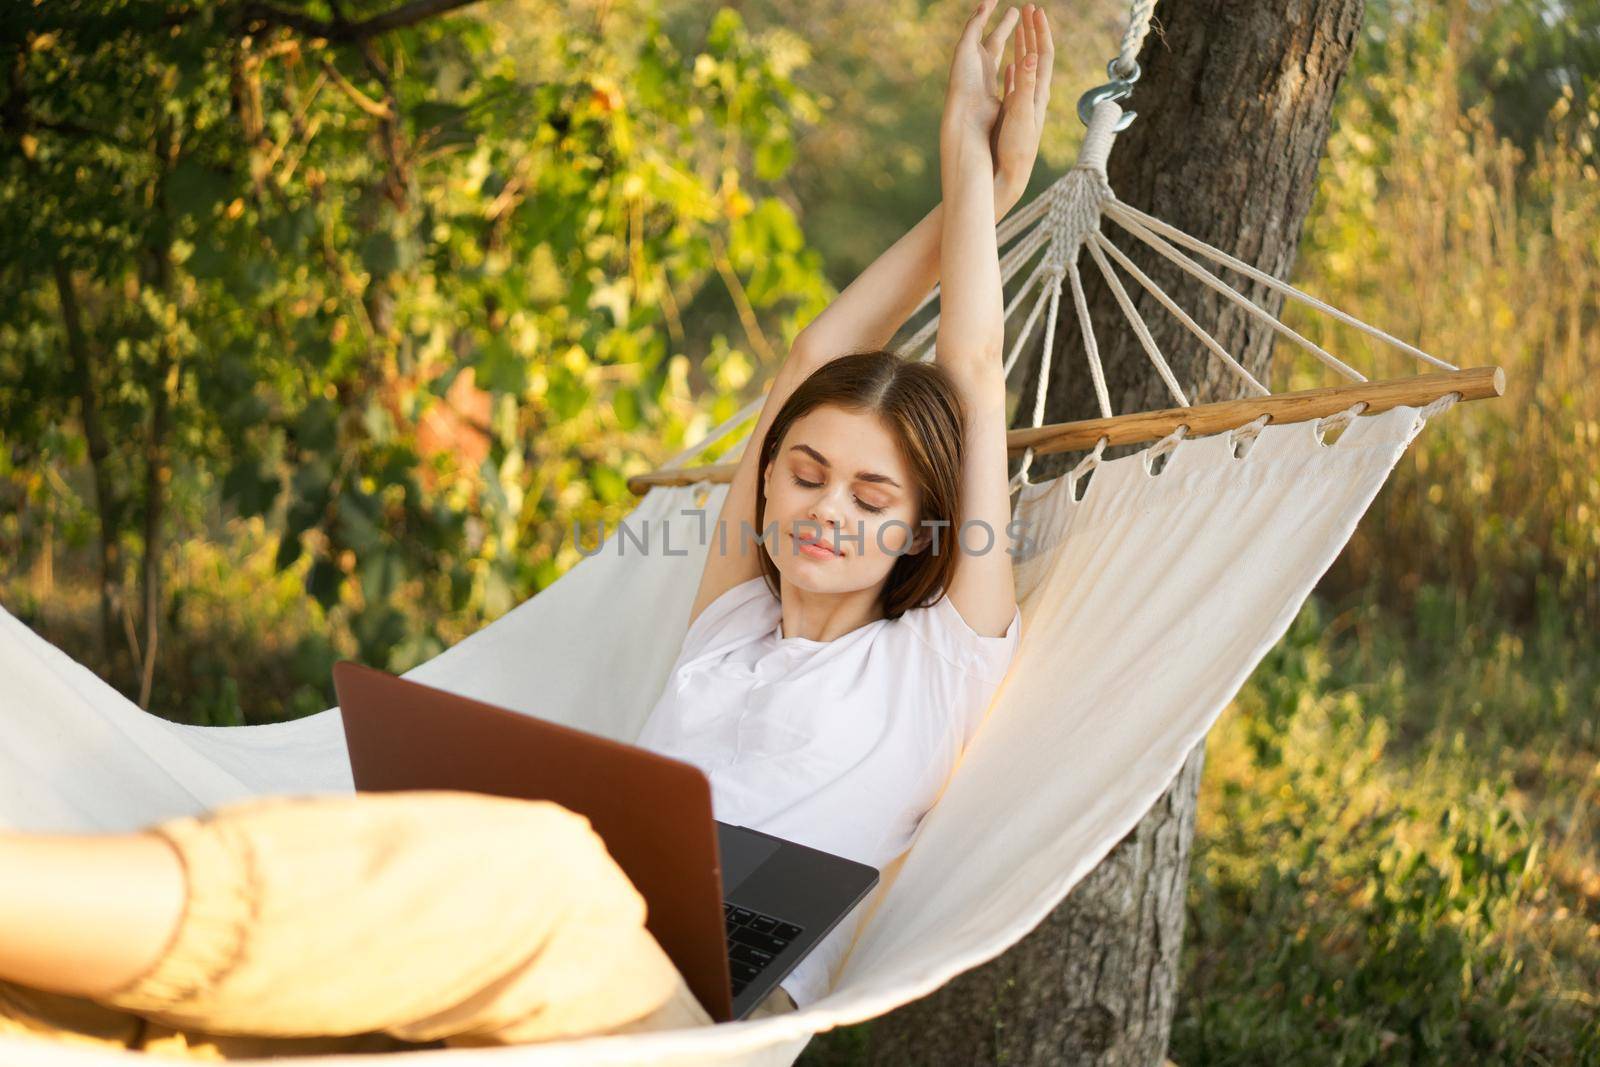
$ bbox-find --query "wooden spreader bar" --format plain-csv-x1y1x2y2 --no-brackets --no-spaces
626,367,1504,494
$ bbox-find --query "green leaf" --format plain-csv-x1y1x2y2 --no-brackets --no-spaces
360,231,401,277
353,605,409,665
546,365,589,419
449,564,472,612
361,548,402,605
308,557,344,610
753,135,794,181
290,457,333,516
475,336,527,395
274,531,303,571
613,387,639,430
482,561,513,618
707,8,744,53
295,400,338,453
411,101,476,150
337,491,384,553
221,459,280,519
362,399,396,443
167,159,231,219
592,465,627,505
186,241,230,280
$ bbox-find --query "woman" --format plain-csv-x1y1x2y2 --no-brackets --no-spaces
0,1,1050,1055
636,0,1050,1012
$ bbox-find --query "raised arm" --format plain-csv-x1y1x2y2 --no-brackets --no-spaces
789,3,1044,362
937,3,1010,386
791,178,1024,362
933,0,1052,637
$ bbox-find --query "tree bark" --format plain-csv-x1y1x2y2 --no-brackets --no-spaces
53,260,125,677
860,1,1364,1063
138,118,181,711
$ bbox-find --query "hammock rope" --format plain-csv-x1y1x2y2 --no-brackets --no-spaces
640,92,1465,492
1083,237,1189,408
1105,199,1459,372
1113,0,1160,79
1088,231,1271,398
1102,200,1371,384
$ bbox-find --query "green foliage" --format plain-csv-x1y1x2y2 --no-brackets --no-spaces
0,0,832,710
1287,1,1600,636
1174,591,1599,1065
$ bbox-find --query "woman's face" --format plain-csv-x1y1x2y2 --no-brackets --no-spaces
761,404,928,595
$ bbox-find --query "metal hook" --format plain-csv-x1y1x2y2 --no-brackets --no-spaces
1076,58,1141,132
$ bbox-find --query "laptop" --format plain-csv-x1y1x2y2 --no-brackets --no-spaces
331,661,879,1023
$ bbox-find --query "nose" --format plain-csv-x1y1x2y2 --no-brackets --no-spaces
807,485,847,530
796,491,845,551
801,513,837,549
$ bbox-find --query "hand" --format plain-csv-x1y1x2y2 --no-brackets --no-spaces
990,4,1054,210
941,0,1020,146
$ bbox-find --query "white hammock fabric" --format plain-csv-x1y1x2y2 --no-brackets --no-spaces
0,398,1448,1066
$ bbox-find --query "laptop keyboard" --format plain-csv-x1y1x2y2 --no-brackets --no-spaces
723,902,805,997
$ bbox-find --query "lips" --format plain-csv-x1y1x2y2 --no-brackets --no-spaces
794,532,841,559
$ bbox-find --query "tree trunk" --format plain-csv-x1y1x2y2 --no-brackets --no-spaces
863,1,1364,1063
53,259,125,678
139,117,180,711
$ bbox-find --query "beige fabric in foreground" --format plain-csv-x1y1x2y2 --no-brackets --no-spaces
0,791,709,1058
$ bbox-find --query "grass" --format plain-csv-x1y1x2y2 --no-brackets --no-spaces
1175,591,1599,1065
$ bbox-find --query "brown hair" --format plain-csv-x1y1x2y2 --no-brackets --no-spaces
753,351,965,620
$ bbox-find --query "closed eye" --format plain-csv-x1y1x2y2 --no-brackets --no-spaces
790,474,887,514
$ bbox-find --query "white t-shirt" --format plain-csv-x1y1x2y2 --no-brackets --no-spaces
634,575,1022,1006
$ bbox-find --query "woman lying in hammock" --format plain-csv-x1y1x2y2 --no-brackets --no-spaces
0,1,1048,1055
638,0,1047,1014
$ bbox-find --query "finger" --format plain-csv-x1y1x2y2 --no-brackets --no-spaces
983,10,1018,63
962,0,997,42
1008,6,1026,79
983,6,1020,59
1033,8,1054,113
1016,43,1038,111
1012,7,1029,66
1004,60,1015,96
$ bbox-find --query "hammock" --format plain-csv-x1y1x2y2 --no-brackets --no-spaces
0,7,1503,1065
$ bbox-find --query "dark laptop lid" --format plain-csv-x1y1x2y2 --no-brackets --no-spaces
331,661,735,1022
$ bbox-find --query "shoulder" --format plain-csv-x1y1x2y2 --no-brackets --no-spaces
888,591,1022,688
676,575,778,665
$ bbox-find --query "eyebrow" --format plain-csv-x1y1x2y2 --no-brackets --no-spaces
789,443,902,489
